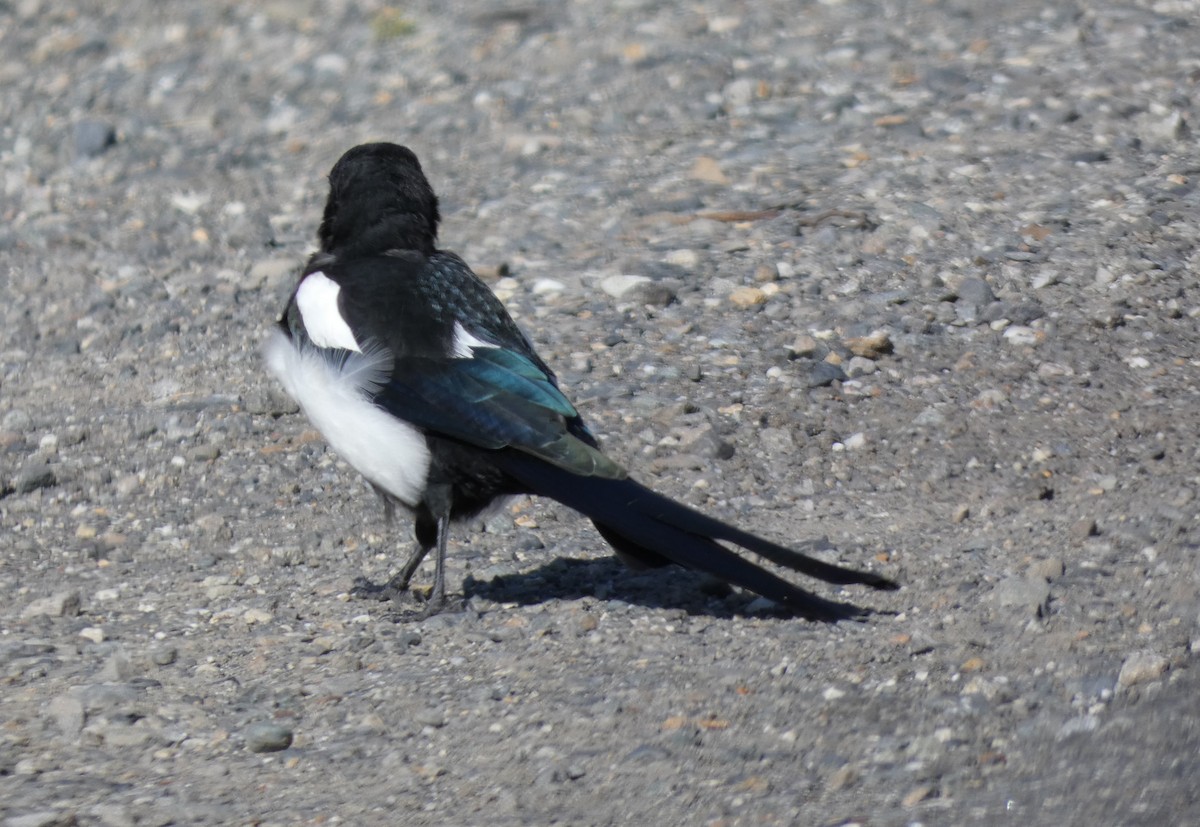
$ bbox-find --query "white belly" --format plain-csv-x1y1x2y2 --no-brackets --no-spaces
263,328,430,508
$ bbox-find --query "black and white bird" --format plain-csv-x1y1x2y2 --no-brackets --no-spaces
264,142,896,620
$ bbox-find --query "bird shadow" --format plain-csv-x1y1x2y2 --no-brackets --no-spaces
460,555,865,621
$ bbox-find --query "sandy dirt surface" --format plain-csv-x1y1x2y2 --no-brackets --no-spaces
2,1,1199,824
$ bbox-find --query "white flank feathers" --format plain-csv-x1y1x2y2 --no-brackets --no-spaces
264,328,429,507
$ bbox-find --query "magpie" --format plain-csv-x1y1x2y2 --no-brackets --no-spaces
264,142,897,620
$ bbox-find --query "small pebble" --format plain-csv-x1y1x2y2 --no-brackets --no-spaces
413,708,448,729
188,444,221,462
912,407,946,427
807,361,847,388
1028,557,1065,581
1056,715,1101,740
991,576,1050,615
1003,326,1040,346
4,810,73,827
844,330,893,358
113,474,140,497
728,286,766,308
1030,269,1059,289
827,765,858,791
48,694,86,735
150,646,178,666
956,277,996,307
1117,651,1168,689
15,463,57,494
243,608,273,625
78,627,105,644
901,785,933,807
1070,518,1098,539
21,591,81,619
532,278,565,295
843,432,867,451
599,274,675,306
3,409,33,431
846,356,876,377
789,334,820,359
689,156,729,184
244,722,294,753
74,119,117,159
665,249,700,269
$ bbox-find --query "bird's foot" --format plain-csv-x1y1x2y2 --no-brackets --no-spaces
411,593,465,620
350,576,463,619
350,573,413,604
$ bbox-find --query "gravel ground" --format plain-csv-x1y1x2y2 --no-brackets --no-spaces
3,1,1200,824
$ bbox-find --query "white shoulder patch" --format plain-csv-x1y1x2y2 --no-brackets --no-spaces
451,321,498,358
295,272,361,352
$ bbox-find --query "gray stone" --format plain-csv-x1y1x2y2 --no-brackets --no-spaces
150,646,178,666
21,591,81,619
90,804,135,827
48,694,85,735
846,356,877,377
2,409,33,432
807,361,847,388
599,275,676,306
73,119,117,159
956,277,996,308
991,576,1050,615
4,812,75,827
15,462,56,494
1028,557,1065,581
244,721,294,753
1056,714,1100,740
912,407,946,427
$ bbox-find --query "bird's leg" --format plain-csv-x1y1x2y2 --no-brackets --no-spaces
427,512,451,611
354,487,430,602
381,507,439,596
384,541,431,595
418,484,456,616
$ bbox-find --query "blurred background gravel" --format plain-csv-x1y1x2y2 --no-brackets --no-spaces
2,1,1199,824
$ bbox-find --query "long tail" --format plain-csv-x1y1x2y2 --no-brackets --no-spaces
494,452,897,621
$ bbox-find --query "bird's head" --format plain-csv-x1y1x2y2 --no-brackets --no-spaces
317,142,441,256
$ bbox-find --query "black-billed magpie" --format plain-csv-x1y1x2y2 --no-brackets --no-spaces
265,142,897,620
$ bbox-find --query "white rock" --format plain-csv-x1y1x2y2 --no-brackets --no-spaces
1003,326,1039,346
600,274,652,299
532,278,565,295
243,608,273,625
171,191,209,214
1117,651,1168,688
313,53,349,76
846,356,876,377
665,249,700,269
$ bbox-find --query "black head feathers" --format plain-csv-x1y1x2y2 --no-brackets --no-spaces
317,142,441,257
